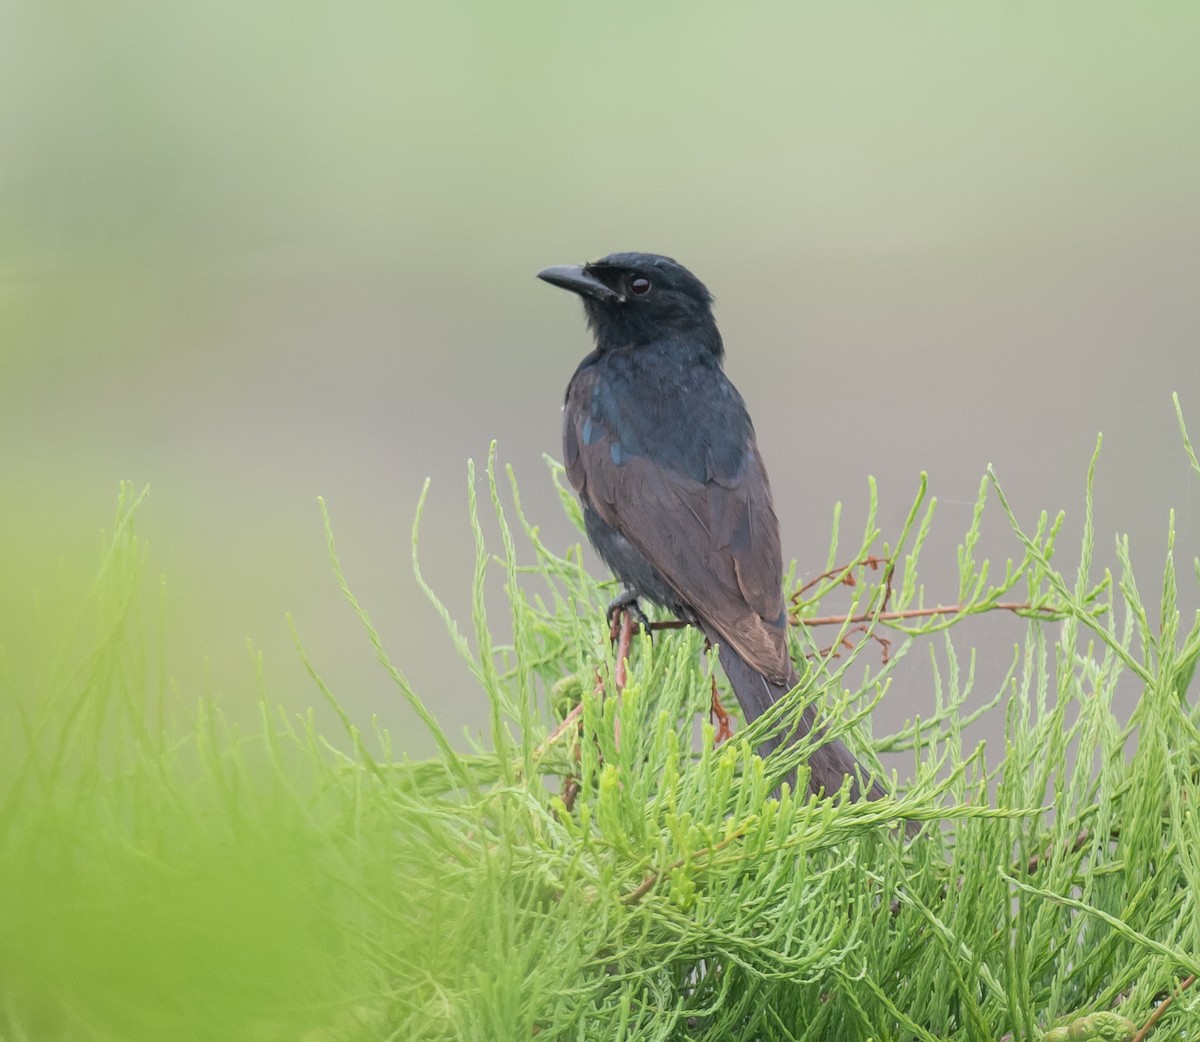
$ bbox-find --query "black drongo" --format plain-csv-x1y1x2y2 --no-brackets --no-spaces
538,252,886,802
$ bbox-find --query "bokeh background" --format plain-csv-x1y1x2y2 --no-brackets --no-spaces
4,4,1199,760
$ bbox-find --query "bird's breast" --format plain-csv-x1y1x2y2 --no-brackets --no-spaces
567,345,754,486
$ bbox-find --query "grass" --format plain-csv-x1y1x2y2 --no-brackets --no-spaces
2,397,1199,1040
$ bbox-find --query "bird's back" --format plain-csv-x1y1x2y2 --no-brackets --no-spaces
564,338,791,684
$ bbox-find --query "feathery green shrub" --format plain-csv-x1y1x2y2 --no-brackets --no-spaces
2,398,1198,1040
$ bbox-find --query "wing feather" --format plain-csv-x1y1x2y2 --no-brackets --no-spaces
565,369,789,683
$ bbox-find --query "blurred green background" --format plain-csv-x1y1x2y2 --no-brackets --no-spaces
3,3,1199,754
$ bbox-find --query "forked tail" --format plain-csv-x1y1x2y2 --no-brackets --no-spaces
712,637,888,803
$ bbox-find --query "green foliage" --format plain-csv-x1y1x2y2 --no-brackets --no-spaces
1042,1010,1136,1042
3,400,1200,1040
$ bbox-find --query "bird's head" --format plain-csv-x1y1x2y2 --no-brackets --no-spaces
538,252,723,358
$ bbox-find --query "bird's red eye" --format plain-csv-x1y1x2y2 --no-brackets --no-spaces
629,277,651,296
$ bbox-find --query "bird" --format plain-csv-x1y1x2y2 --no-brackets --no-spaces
537,252,887,803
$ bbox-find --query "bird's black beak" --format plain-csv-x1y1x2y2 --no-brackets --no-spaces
537,264,620,303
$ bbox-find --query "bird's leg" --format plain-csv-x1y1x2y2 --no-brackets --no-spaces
606,588,653,641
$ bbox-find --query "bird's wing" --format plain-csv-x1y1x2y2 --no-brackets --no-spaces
564,370,791,684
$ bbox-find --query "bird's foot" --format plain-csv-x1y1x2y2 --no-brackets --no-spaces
606,590,652,643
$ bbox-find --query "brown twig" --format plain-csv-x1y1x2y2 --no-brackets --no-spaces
869,628,893,663
794,601,1059,628
786,555,1057,666
808,625,894,664
710,675,734,743
611,608,642,752
534,700,585,759
623,870,662,907
1021,828,1100,875
1133,973,1197,1042
560,775,581,813
552,609,640,815
623,824,752,905
793,554,890,600
809,634,858,662
544,685,593,815
699,634,735,742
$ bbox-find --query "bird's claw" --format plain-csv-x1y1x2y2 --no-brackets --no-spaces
606,590,652,642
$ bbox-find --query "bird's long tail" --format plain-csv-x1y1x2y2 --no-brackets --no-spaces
711,636,887,802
